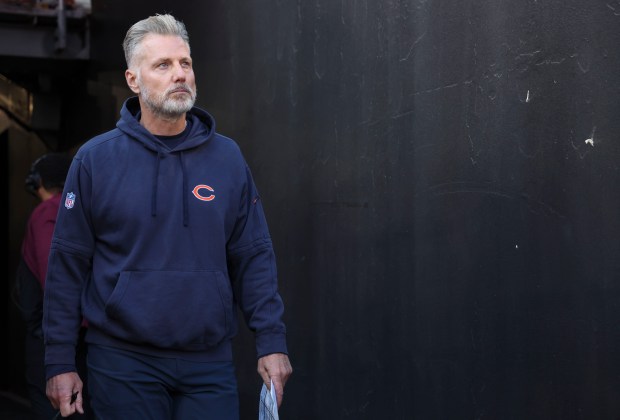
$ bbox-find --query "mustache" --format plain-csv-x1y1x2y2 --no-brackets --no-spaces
167,84,195,96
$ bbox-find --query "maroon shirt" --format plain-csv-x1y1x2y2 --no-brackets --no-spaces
21,193,62,287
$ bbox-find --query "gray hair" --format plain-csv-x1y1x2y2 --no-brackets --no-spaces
122,14,190,69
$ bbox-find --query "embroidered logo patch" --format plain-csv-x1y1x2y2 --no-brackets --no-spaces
192,184,215,201
65,192,76,209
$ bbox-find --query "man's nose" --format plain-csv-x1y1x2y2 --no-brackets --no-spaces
172,63,187,81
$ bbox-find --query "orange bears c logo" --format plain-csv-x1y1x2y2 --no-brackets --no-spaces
192,184,215,201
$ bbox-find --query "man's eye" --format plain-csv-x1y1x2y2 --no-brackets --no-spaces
158,63,169,69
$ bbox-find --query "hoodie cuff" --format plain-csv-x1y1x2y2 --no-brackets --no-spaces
45,364,77,382
255,332,288,359
45,343,77,379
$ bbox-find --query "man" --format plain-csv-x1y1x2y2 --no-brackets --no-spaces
43,14,292,419
16,152,94,419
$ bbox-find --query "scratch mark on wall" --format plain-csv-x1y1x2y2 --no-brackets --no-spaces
525,90,530,103
518,50,542,58
516,137,541,159
536,57,566,66
433,188,514,200
411,82,459,96
468,134,478,165
584,126,596,146
312,200,369,209
424,182,566,219
391,109,415,120
570,127,596,158
399,30,427,62
607,2,620,16
576,56,590,73
314,30,324,80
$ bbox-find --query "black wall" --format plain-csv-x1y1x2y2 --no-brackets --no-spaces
176,2,620,418
4,0,620,419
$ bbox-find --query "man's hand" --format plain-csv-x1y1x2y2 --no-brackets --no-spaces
46,372,85,417
257,353,293,408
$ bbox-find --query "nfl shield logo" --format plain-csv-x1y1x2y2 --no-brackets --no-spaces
65,192,76,209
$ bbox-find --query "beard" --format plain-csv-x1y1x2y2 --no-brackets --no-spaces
139,81,197,119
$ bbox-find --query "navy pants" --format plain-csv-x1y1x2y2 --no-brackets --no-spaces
87,345,239,420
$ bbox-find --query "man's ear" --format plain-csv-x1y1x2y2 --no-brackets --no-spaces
125,69,140,93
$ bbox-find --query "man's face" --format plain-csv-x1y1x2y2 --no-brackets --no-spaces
128,34,197,118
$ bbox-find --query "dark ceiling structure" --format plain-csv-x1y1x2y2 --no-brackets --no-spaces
0,0,90,148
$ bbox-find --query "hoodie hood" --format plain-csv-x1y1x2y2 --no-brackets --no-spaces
115,96,217,226
116,96,216,152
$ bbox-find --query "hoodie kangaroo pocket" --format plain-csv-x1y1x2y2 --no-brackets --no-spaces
105,270,233,349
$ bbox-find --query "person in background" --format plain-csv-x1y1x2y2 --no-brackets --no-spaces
43,13,292,420
14,152,94,419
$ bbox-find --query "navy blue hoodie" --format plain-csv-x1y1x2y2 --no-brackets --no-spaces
43,97,288,379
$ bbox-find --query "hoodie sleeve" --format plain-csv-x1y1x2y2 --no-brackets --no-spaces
43,156,95,379
226,166,288,358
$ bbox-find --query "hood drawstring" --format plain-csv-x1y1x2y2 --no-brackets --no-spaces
179,151,189,227
151,148,162,218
